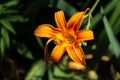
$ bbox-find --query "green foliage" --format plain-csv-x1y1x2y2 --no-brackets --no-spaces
101,6,120,57
0,0,31,59
0,38,5,58
15,41,34,60
1,27,10,48
0,0,120,80
25,60,46,80
0,19,16,34
54,0,78,16
91,0,119,29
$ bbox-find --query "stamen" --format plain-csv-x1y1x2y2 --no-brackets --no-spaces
54,39,62,45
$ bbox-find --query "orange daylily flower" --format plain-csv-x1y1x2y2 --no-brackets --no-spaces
34,8,94,65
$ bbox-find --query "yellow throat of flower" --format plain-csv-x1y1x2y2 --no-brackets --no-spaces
63,32,75,44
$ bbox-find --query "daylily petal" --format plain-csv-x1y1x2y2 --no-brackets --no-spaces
55,10,67,30
66,43,86,65
67,8,89,31
77,30,94,41
34,24,63,40
68,61,85,70
50,44,66,62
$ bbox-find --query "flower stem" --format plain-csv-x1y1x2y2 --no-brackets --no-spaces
89,0,100,15
86,0,100,29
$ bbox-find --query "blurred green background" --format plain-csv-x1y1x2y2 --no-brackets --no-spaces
0,0,120,80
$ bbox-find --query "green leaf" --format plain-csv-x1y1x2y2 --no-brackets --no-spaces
53,66,82,80
1,27,10,48
35,37,44,49
0,38,5,59
0,9,17,14
54,66,67,78
54,66,72,78
113,18,120,34
72,75,82,80
16,42,34,60
0,5,5,15
101,6,120,58
0,19,16,35
55,0,77,16
90,0,120,69
48,68,55,80
6,15,28,22
25,60,46,80
109,1,120,26
3,0,18,7
91,0,119,29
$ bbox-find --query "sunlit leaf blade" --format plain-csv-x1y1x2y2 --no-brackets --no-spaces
25,60,46,80
15,41,34,60
0,19,16,35
1,27,10,48
101,7,120,58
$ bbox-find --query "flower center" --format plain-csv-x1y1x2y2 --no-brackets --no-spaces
54,27,76,45
63,32,75,44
